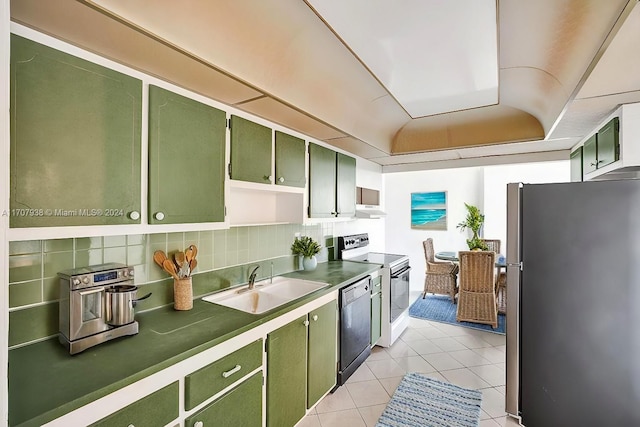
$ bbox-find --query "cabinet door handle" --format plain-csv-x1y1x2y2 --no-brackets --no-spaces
303,320,310,326
194,421,204,427
278,177,285,183
312,314,318,321
128,211,140,220
222,364,241,378
154,211,165,221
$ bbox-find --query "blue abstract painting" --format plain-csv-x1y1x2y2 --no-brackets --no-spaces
411,191,447,230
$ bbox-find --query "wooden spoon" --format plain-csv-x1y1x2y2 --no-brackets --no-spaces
185,246,194,263
174,251,185,270
153,250,168,268
189,244,198,260
162,259,179,280
189,258,197,274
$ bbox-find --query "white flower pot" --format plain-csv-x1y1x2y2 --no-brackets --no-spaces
303,256,317,271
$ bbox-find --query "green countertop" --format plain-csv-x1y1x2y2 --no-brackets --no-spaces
8,261,380,427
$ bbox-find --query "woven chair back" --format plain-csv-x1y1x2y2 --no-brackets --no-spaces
458,251,495,293
423,238,436,263
481,239,501,253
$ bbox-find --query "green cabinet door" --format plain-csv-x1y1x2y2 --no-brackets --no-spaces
275,131,306,188
597,117,619,168
371,292,382,346
185,372,262,427
307,300,337,409
582,134,598,175
267,315,308,427
230,115,273,184
90,382,178,427
10,35,142,227
336,153,356,217
570,147,583,182
308,143,337,218
148,85,226,224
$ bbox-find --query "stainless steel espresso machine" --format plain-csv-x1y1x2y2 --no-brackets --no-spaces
58,263,149,354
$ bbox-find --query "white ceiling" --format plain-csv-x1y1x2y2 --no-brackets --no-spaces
10,0,640,171
306,0,499,118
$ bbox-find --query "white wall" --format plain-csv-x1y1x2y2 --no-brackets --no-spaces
384,167,484,291
483,160,570,252
383,161,570,292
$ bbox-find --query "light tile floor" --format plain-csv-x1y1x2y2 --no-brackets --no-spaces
298,309,521,427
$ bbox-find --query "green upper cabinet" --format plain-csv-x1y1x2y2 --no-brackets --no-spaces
308,143,338,218
275,131,306,188
266,315,308,427
569,147,583,182
10,35,142,227
582,134,598,175
148,85,226,224
336,153,356,217
229,115,272,184
596,117,619,169
308,144,356,218
307,300,337,409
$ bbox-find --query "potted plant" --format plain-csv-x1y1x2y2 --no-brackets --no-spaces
456,203,488,250
291,236,321,271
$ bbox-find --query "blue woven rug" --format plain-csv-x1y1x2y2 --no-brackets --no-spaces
409,295,506,334
376,373,482,427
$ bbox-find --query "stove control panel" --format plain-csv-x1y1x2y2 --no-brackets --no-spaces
338,233,369,252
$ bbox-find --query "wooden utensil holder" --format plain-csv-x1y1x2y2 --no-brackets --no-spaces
173,277,193,311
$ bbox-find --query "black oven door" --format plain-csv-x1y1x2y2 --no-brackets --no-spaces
390,266,411,322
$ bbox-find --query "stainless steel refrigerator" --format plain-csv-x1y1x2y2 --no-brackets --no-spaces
506,181,640,426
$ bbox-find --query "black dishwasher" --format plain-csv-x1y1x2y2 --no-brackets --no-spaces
337,275,371,386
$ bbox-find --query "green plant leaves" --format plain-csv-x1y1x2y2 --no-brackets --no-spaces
290,236,321,257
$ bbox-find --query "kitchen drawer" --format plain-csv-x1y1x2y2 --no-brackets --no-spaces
185,339,263,410
185,371,262,427
90,381,178,427
371,275,382,293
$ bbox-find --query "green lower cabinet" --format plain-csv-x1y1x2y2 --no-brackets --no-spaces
185,372,262,427
266,315,308,427
307,300,338,409
90,382,178,427
371,291,382,346
148,85,226,224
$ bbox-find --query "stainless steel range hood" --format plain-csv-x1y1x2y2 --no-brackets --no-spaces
355,205,386,218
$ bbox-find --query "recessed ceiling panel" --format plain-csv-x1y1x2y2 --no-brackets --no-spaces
306,0,498,118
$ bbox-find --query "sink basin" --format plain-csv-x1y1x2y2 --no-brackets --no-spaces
202,277,328,314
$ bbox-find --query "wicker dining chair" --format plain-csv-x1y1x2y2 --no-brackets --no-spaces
481,239,501,253
481,238,507,313
456,251,498,328
422,238,459,302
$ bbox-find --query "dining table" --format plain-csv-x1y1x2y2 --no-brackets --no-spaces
435,251,506,267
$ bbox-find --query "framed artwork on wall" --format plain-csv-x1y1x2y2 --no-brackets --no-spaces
411,191,447,230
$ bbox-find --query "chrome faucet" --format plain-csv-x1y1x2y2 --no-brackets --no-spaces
248,265,260,290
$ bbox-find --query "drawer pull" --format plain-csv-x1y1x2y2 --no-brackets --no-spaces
222,364,241,378
194,421,204,427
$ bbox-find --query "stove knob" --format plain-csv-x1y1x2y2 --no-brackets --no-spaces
129,269,135,277
82,276,90,284
72,278,81,286
123,270,129,277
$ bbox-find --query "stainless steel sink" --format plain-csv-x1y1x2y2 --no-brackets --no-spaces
202,276,329,314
